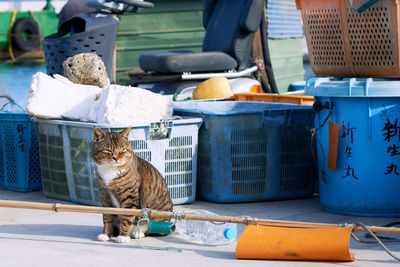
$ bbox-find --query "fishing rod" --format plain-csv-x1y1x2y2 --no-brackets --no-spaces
1,200,399,234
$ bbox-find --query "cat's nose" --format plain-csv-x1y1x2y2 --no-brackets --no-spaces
113,154,119,161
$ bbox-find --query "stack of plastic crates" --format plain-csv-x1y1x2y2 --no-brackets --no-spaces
0,98,41,191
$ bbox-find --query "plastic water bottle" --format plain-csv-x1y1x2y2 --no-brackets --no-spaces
175,210,237,245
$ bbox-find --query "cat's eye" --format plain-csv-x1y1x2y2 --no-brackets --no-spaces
102,150,112,154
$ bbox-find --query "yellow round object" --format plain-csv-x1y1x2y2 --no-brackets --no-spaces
193,77,233,100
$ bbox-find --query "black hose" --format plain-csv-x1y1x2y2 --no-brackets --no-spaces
260,6,279,94
260,76,272,93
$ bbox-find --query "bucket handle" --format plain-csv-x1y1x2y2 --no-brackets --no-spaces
311,102,333,184
349,0,379,13
0,94,14,103
0,94,25,113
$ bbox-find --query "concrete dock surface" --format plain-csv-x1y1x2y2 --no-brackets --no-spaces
0,190,399,267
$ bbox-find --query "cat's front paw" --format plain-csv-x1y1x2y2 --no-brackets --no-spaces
97,233,110,242
116,235,131,243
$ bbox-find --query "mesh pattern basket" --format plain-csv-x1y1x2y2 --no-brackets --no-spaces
43,12,119,79
174,102,316,203
296,0,400,77
0,113,42,192
33,118,202,206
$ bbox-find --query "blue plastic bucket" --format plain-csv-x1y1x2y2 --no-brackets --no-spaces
306,78,400,216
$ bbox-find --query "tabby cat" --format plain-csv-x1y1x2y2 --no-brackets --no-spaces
91,127,173,243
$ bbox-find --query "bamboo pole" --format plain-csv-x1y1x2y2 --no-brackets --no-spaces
1,200,399,234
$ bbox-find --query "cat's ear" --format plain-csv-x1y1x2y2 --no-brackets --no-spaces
93,127,106,142
120,127,131,140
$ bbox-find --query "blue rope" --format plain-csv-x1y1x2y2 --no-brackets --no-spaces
0,99,25,113
349,0,379,13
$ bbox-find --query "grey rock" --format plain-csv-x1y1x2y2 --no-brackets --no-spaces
63,53,109,88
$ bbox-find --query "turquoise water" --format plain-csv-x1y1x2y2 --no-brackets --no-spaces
0,63,46,112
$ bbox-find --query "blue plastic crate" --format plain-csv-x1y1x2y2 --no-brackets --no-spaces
0,113,42,191
174,101,315,203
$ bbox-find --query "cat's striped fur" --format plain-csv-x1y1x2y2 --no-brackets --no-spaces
91,127,173,243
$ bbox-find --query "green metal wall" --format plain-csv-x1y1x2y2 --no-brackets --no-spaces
268,38,304,93
0,13,14,51
116,0,304,91
116,0,205,82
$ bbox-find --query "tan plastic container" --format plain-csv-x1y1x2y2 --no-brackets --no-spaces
296,0,400,77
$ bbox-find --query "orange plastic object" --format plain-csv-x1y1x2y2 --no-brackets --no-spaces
296,0,400,77
249,84,262,93
233,93,314,105
236,225,355,261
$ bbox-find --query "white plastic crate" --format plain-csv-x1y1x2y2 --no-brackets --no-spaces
33,117,202,205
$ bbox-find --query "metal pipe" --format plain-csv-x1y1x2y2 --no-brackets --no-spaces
181,65,258,80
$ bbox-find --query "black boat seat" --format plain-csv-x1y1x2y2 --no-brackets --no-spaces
139,51,237,73
138,0,264,74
